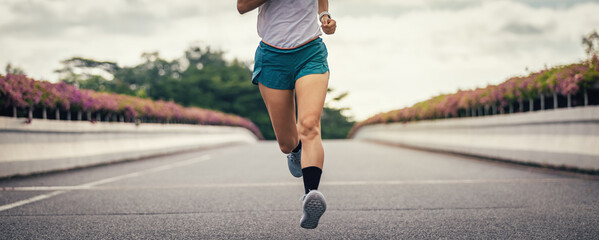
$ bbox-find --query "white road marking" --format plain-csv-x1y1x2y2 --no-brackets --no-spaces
1,178,575,192
324,178,576,186
0,191,66,212
81,155,211,187
0,154,212,212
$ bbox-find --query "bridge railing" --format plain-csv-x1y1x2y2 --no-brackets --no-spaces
0,116,258,178
352,106,599,174
0,74,263,139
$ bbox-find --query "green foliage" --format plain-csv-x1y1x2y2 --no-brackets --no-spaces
56,45,354,140
322,89,355,139
5,63,25,75
582,30,599,59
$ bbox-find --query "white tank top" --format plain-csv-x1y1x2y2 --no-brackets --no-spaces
257,0,322,49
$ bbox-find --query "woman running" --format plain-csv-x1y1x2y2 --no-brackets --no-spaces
237,0,336,229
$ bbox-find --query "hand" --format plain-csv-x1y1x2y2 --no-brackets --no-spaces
320,15,336,35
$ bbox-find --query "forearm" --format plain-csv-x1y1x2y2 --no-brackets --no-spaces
318,0,328,14
237,0,267,14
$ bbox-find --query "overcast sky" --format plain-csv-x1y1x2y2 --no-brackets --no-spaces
1,0,598,120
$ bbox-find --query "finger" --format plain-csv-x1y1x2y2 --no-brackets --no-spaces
327,19,336,27
329,25,337,33
323,26,335,34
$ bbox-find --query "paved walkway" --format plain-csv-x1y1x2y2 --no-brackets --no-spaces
1,140,597,239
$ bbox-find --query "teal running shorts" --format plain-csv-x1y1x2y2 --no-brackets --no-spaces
252,37,329,90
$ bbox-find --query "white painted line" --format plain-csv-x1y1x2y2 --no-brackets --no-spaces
0,191,66,212
81,155,212,187
1,178,575,192
2,186,92,191
323,178,576,186
0,154,212,212
0,182,299,191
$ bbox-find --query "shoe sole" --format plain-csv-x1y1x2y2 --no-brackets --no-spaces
300,192,326,229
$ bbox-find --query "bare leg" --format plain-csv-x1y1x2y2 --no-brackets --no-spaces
295,72,329,169
258,83,299,154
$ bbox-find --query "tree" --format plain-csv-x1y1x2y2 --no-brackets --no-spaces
321,89,355,139
54,57,133,95
5,63,25,75
582,30,599,59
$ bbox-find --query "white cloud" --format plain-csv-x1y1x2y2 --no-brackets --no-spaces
325,0,599,120
1,0,598,121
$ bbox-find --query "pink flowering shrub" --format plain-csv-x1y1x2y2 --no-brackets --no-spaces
0,74,263,139
349,58,599,138
0,74,41,108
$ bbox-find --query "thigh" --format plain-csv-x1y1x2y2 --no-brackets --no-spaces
258,83,298,140
295,72,329,123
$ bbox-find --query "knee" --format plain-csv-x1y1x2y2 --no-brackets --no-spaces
298,116,321,140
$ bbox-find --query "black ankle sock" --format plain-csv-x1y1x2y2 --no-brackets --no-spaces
292,140,302,153
302,166,322,194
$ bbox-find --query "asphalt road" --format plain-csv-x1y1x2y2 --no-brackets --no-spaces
1,140,598,239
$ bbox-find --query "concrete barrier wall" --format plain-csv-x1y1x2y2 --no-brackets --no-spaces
352,106,599,172
0,117,258,178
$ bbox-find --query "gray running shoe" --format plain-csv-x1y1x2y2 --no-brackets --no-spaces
287,149,302,178
300,190,327,229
